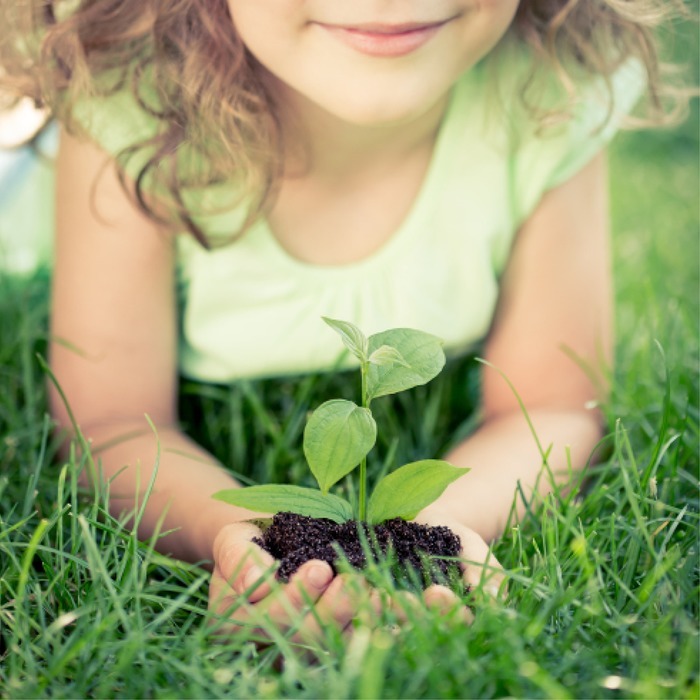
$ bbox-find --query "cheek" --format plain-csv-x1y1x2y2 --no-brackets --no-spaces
475,0,521,31
226,0,305,33
489,0,521,29
226,1,309,64
470,0,520,52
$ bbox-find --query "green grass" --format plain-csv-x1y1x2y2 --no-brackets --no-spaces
1,95,698,700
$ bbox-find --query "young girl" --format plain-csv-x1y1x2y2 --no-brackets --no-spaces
1,0,687,638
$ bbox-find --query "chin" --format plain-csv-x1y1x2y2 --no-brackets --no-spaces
318,88,446,128
331,106,420,127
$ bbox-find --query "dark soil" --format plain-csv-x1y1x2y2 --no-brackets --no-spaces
254,512,463,589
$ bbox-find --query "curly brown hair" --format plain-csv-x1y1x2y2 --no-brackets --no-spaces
0,0,691,247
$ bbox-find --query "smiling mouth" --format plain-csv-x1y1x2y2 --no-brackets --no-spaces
316,18,456,58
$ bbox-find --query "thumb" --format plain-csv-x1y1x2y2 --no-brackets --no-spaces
455,525,507,598
213,522,277,603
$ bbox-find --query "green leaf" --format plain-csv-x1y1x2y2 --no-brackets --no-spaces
322,317,368,362
366,328,446,400
213,484,354,524
303,399,377,493
367,460,469,525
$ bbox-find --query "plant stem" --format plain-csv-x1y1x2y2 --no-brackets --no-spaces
359,459,367,521
359,361,369,521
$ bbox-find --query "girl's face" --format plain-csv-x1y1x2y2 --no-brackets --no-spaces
227,1,520,127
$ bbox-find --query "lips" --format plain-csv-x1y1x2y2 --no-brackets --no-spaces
316,19,453,58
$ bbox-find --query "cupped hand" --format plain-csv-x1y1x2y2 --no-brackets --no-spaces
208,517,505,644
208,522,381,644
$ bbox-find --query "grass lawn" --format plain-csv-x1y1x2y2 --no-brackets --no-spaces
1,73,698,700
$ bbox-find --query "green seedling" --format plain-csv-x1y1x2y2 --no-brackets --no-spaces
213,318,469,525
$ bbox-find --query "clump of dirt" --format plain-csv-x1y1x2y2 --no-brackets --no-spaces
254,512,462,589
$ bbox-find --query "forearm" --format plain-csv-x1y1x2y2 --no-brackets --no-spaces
420,408,604,542
71,420,259,564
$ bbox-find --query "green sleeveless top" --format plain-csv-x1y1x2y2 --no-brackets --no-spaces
73,48,644,381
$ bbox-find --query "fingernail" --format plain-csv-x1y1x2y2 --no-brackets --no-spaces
243,566,264,591
485,584,500,599
428,592,454,612
306,563,333,589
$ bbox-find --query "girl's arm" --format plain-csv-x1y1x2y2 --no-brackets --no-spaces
420,152,612,544
51,131,357,638
50,128,251,563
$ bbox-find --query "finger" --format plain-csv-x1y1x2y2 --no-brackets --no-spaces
291,573,373,644
208,570,247,637
423,583,459,612
352,587,384,631
384,589,422,626
383,585,473,630
423,584,474,624
457,527,507,597
210,559,336,642
257,560,335,631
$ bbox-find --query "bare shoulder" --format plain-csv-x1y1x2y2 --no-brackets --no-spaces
50,128,178,433
483,152,612,417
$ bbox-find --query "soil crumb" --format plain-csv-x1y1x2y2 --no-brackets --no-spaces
254,512,462,588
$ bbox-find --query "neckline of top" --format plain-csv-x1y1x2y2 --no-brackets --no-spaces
254,70,473,279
